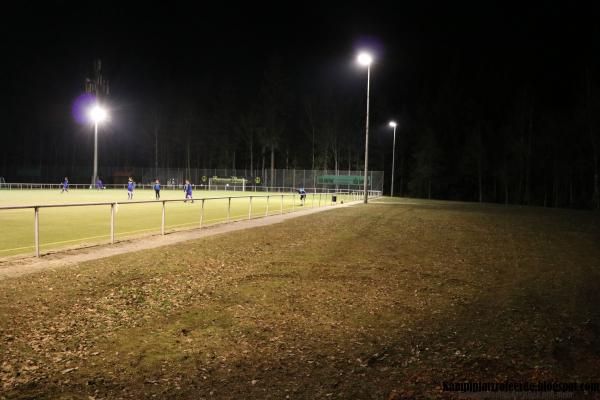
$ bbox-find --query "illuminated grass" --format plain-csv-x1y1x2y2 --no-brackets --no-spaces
0,189,351,256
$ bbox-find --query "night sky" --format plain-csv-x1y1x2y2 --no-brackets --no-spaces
1,2,599,207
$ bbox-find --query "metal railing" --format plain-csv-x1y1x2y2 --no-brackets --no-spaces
0,191,381,258
1,183,368,193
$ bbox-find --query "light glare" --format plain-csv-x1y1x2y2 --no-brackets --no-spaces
389,121,397,127
89,105,107,123
357,52,373,66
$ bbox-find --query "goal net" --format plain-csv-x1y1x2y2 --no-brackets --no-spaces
208,177,247,191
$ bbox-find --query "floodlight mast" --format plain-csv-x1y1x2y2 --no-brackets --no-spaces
85,59,109,187
357,52,373,203
89,105,107,189
94,118,98,189
389,121,398,196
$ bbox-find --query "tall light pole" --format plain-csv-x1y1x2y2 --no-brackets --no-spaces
357,52,373,204
85,60,109,187
388,121,397,197
89,105,107,187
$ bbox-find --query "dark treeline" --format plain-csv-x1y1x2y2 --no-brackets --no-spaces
1,3,599,208
402,50,600,209
2,53,599,209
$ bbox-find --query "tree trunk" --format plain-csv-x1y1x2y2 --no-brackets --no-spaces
428,179,432,199
399,153,404,197
154,124,158,178
312,126,315,171
270,144,275,189
524,108,533,205
165,141,169,169
552,167,558,208
186,146,190,180
569,179,574,206
261,146,266,185
586,68,600,209
478,157,483,203
334,151,339,192
186,133,191,180
334,153,338,175
543,182,547,207
249,139,253,178
348,147,351,173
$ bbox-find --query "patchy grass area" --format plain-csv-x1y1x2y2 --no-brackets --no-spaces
1,200,600,399
0,189,349,257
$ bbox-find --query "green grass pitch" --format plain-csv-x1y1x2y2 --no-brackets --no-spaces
0,189,350,257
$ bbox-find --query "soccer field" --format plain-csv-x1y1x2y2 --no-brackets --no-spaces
0,189,349,257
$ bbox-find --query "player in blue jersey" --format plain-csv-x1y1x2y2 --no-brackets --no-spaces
154,179,161,200
184,179,194,203
127,177,135,200
297,187,306,205
61,177,69,193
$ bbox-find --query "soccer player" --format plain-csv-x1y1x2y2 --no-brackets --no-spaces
96,178,103,190
154,179,161,200
61,177,69,193
297,187,306,205
127,177,135,200
184,179,193,203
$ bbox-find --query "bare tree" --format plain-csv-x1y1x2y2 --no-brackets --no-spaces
236,111,260,177
461,125,485,202
303,98,317,171
259,57,289,187
586,68,600,209
409,125,441,199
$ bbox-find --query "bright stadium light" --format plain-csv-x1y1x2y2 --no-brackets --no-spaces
89,105,107,123
357,51,374,203
357,52,373,66
88,104,109,188
388,120,398,197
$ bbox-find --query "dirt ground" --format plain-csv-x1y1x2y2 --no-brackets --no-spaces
1,200,600,399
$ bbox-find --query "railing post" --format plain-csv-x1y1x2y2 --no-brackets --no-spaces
266,195,270,216
227,197,231,222
312,192,315,208
248,196,253,220
318,193,322,207
292,194,295,212
280,195,283,215
110,203,115,244
200,199,205,227
161,201,166,235
34,207,40,257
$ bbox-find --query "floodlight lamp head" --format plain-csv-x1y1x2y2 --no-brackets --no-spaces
389,121,397,128
357,52,373,66
89,105,107,123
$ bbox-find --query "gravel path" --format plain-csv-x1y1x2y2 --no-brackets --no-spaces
0,201,361,280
